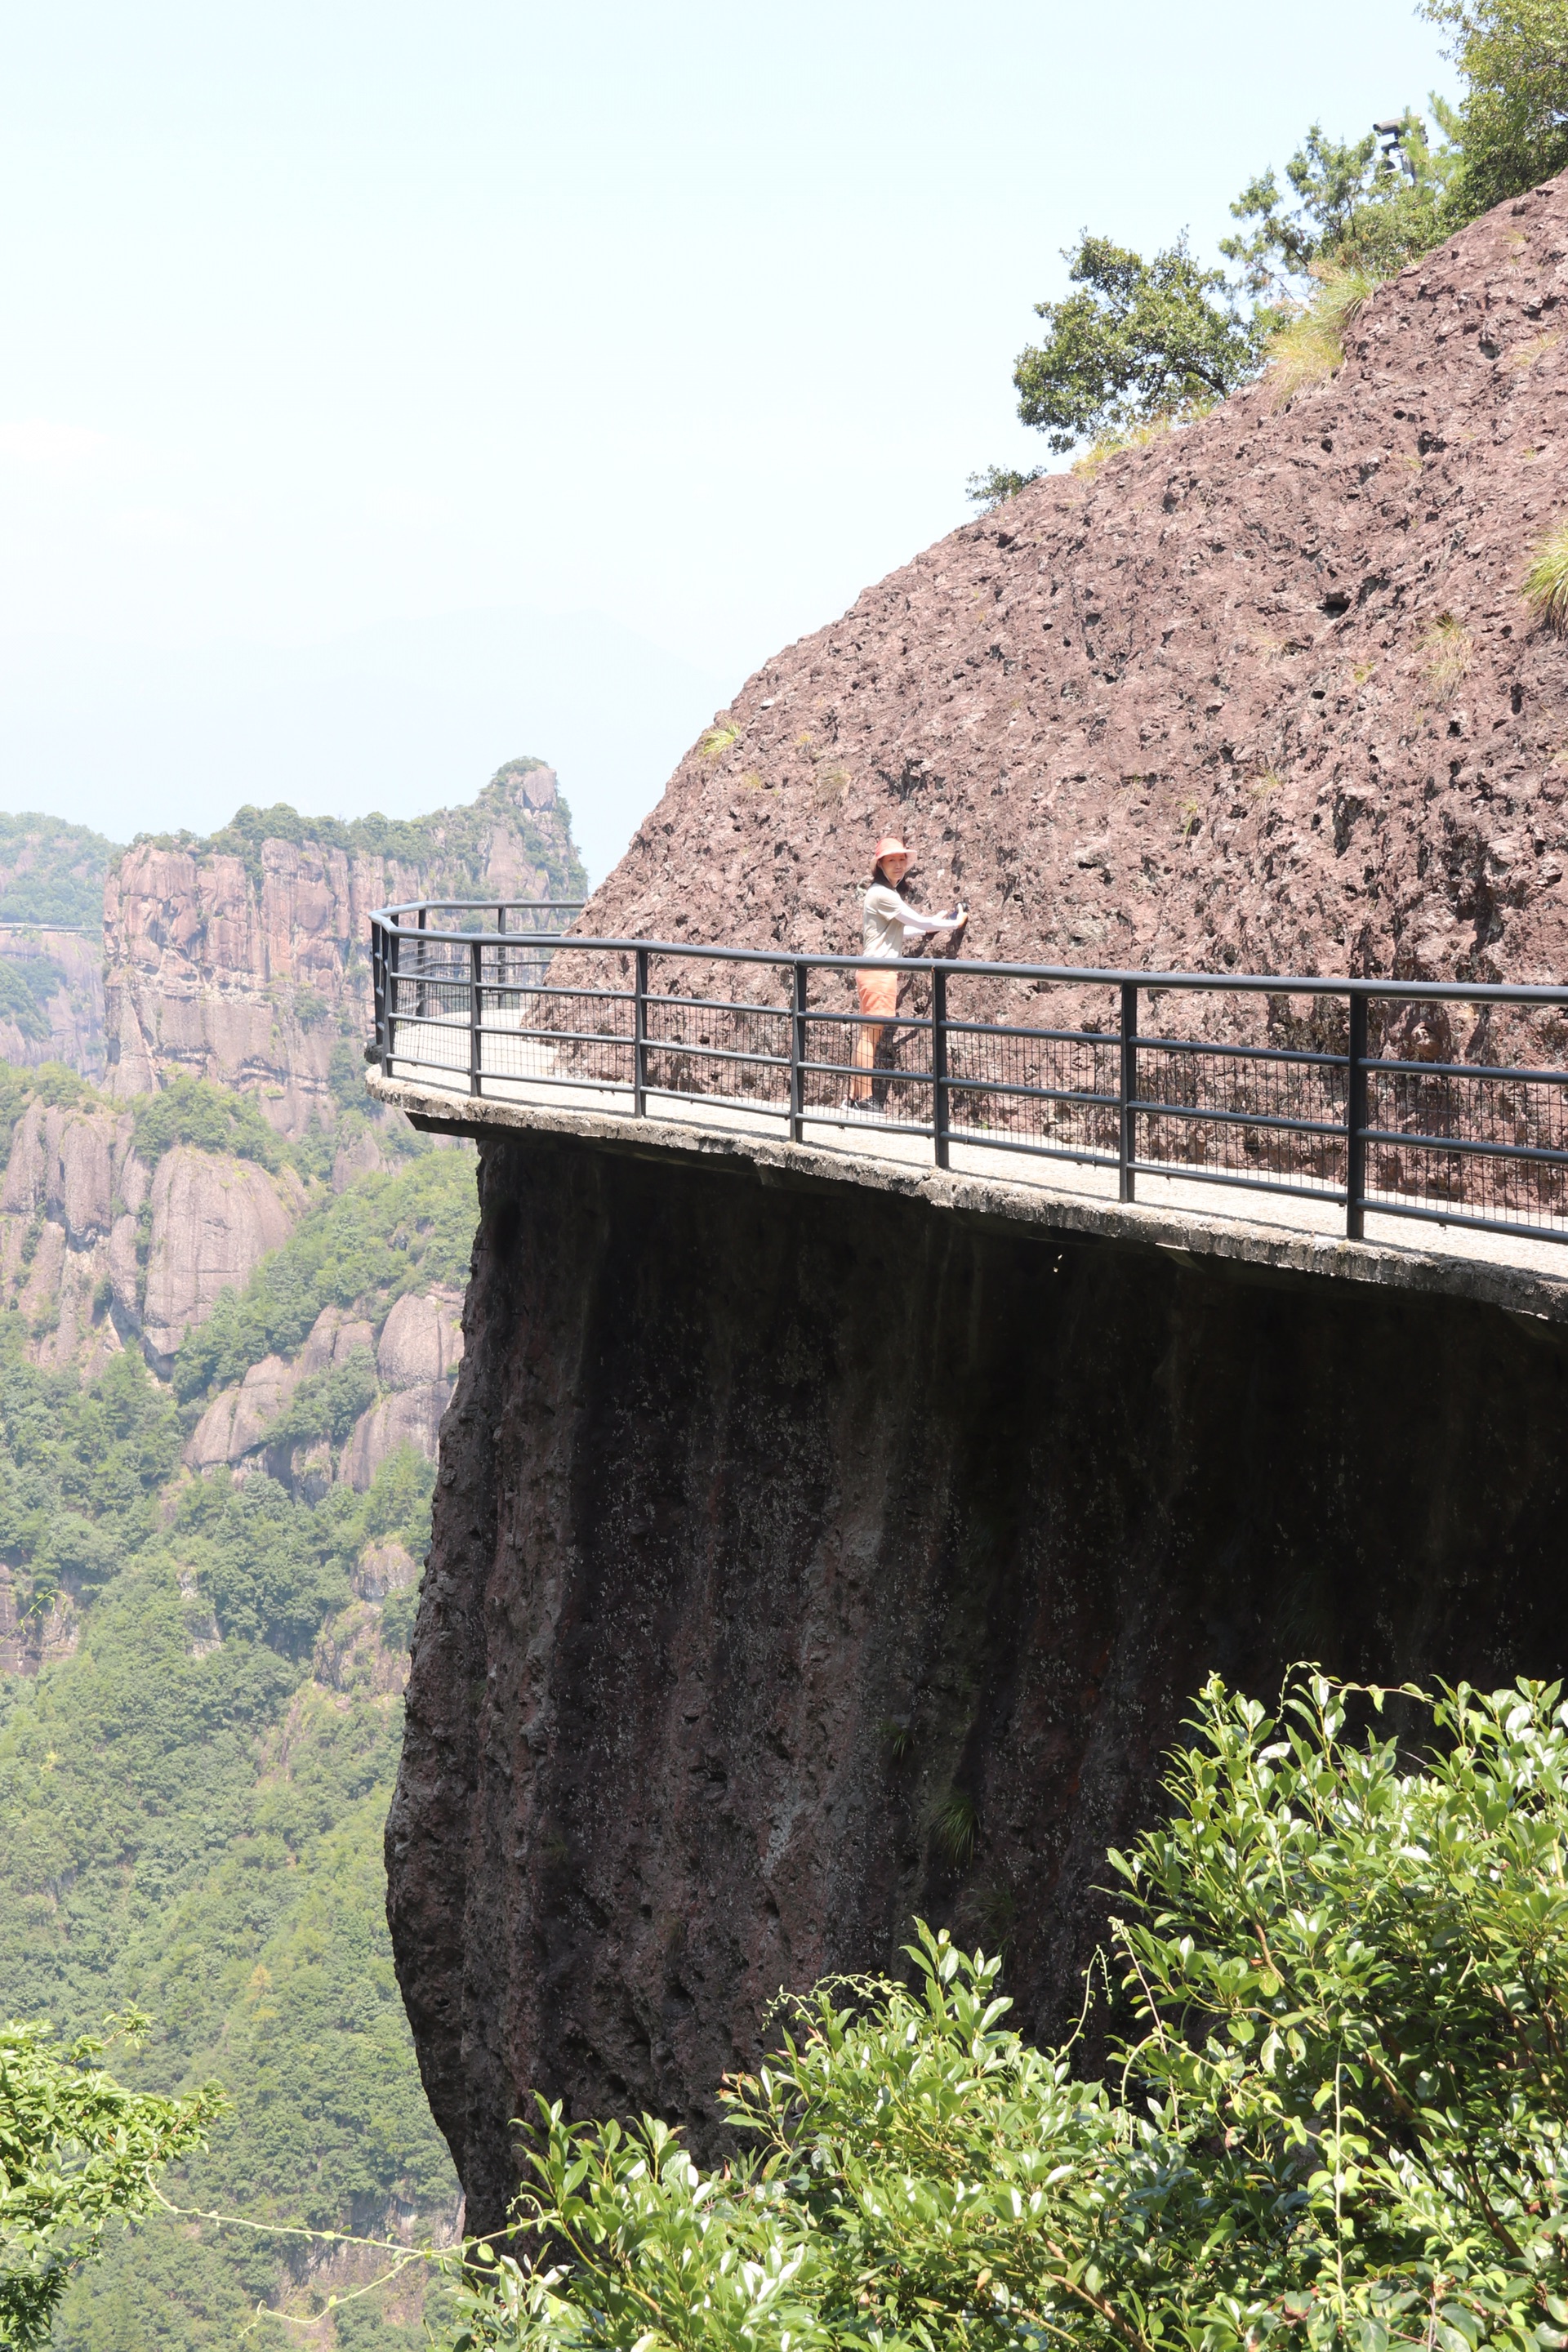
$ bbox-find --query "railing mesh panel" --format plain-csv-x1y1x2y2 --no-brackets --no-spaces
372,915,1568,1246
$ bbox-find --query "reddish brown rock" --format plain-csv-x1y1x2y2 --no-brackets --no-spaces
582,180,1568,1029
389,183,1568,2234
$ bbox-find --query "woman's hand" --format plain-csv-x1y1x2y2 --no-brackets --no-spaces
951,905,969,930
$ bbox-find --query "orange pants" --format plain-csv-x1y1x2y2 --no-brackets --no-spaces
851,965,901,1099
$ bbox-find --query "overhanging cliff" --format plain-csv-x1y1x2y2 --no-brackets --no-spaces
387,1125,1568,2238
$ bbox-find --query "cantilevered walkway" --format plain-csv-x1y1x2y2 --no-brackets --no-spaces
367,901,1568,1325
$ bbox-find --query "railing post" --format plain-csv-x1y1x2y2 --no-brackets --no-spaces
383,924,399,1076
1347,987,1368,1241
932,964,950,1169
416,903,428,1022
634,947,648,1116
1119,982,1138,1203
469,934,483,1098
790,960,806,1143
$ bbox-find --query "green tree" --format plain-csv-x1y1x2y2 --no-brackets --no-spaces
1223,111,1459,299
0,2016,219,2347
1423,0,1568,217
442,1673,1568,2352
1011,232,1263,454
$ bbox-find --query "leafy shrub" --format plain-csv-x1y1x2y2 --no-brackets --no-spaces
359,1442,435,1548
265,1349,378,1450
1423,0,1568,221
0,2014,220,2347
131,1075,286,1174
445,1673,1568,2352
964,463,1046,510
1013,232,1263,453
379,1584,420,1652
1523,517,1568,630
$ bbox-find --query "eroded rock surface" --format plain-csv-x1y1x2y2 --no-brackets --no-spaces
376,1290,464,1387
141,1148,305,1366
0,931,106,1079
390,185,1568,2230
388,1129,1568,2236
341,1383,452,1491
584,180,1568,1009
105,763,582,1134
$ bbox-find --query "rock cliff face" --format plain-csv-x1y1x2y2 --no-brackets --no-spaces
388,1129,1568,2238
105,760,583,1134
0,1099,304,1374
390,180,1568,2232
184,1286,465,1491
584,179,1568,1009
0,931,105,1079
140,1147,306,1368
0,1098,145,1374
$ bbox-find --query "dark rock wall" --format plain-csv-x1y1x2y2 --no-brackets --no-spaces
388,1131,1568,2236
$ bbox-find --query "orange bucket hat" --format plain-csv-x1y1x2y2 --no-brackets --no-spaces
871,835,908,876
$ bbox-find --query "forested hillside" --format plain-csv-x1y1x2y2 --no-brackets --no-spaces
0,1080,476,2345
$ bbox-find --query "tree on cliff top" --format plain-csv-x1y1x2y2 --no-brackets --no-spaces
1221,110,1459,301
1010,234,1263,454
972,0,1566,502
441,1673,1568,2352
1423,0,1568,217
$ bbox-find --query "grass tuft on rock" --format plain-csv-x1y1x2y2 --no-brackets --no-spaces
1266,263,1381,403
1523,517,1568,631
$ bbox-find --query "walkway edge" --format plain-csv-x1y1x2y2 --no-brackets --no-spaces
367,1072,1568,1326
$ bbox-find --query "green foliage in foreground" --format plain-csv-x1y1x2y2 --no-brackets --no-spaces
0,2016,219,2349
444,1674,1568,2352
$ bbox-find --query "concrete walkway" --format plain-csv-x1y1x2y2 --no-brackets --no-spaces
368,1057,1568,1326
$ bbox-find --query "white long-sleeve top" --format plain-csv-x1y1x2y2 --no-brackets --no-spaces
862,883,958,961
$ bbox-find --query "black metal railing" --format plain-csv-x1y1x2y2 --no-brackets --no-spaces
368,901,1568,1249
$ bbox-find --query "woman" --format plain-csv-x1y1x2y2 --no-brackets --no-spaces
849,836,967,1104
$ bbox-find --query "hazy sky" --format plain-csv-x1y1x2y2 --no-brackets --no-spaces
0,2,1458,878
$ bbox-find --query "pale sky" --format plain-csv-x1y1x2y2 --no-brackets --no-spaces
0,1,1458,879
